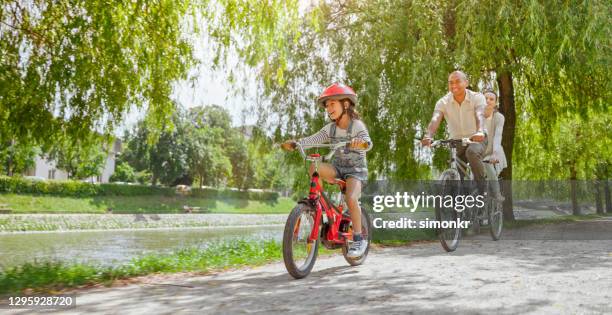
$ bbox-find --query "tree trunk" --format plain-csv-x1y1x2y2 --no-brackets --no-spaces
605,180,611,214
497,71,516,221
443,0,457,53
7,139,15,176
6,159,12,176
569,171,580,216
595,180,604,214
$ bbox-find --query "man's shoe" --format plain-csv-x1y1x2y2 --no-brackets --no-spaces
347,239,368,258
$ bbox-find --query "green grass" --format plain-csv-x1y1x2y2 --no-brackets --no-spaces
0,193,295,214
0,240,283,294
0,240,340,294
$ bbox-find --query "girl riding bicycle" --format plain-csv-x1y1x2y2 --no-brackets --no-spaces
282,83,373,258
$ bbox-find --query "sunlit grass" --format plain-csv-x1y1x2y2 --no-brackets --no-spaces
0,194,295,214
0,240,283,294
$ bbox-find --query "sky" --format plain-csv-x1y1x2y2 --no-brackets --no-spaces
119,30,260,135
119,0,322,135
120,1,322,135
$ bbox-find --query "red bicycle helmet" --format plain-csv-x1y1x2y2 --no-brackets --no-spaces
317,83,358,108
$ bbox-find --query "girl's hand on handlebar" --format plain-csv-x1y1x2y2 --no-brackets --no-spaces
350,138,369,150
281,140,297,151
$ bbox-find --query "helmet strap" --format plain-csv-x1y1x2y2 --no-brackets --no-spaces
331,106,348,123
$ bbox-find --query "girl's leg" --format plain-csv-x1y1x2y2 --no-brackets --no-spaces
308,163,337,184
345,177,362,234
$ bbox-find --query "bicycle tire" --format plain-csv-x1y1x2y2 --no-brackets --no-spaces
342,207,373,266
283,203,320,279
489,198,503,241
436,169,462,252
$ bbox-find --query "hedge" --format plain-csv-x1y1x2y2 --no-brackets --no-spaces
0,176,278,201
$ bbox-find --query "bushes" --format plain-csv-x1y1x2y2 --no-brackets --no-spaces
0,176,278,201
0,176,98,197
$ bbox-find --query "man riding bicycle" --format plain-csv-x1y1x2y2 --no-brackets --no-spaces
421,71,487,194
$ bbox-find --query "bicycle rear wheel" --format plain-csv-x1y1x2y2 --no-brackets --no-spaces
489,198,503,241
436,170,462,252
283,203,319,279
342,207,372,266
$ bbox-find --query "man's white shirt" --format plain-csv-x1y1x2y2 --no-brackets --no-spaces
434,89,486,140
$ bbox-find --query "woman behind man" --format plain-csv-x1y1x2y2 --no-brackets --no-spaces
483,91,507,201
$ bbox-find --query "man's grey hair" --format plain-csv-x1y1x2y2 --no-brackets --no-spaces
449,70,469,82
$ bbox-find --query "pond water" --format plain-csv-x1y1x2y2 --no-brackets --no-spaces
0,226,283,268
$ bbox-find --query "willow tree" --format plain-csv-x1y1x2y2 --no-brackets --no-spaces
228,0,610,220
231,0,456,180
453,0,610,218
0,0,199,148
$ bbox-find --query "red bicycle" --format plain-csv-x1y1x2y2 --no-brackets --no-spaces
281,141,372,279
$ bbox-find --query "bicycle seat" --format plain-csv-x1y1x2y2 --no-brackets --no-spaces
330,178,347,193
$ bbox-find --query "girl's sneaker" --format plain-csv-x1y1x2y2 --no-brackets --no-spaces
347,239,368,258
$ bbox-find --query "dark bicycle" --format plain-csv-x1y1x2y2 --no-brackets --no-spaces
431,138,503,252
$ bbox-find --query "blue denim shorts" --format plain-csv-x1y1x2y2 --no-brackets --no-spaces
333,164,368,183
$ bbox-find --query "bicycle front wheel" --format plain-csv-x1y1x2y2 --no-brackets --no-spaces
283,203,319,279
436,170,462,252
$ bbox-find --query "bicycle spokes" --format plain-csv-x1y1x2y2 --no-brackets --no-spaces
291,212,316,262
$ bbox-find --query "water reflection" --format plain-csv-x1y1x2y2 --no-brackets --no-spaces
0,226,283,269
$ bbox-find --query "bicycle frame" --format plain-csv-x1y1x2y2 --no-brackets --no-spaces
433,138,502,218
432,138,477,180
294,142,356,245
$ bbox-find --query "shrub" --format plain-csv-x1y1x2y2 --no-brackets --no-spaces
0,176,279,200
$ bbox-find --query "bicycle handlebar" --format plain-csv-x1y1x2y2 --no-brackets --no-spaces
285,141,368,162
416,138,480,148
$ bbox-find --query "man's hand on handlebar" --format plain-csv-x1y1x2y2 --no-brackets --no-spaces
470,132,485,143
489,151,500,164
420,137,432,147
280,140,297,151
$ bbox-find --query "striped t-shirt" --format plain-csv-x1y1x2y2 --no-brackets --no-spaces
298,120,373,159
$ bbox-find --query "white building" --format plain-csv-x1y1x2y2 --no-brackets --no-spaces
25,139,122,183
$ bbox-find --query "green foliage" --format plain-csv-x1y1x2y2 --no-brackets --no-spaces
135,171,153,185
109,162,136,183
0,176,99,197
0,176,279,200
123,105,292,190
0,138,39,176
227,0,610,184
0,0,197,147
47,134,109,180
122,110,191,186
514,109,612,180
186,106,233,187
226,132,255,189
0,240,282,294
